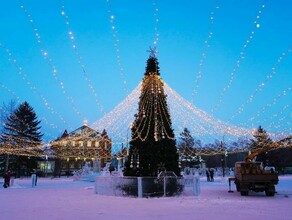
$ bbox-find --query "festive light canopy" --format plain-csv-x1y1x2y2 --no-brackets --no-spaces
0,1,291,159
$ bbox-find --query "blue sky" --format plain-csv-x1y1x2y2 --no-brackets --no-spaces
0,0,291,142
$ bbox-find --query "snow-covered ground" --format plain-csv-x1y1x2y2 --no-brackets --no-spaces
1,175,291,220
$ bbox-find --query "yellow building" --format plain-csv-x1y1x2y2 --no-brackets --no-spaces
50,124,112,175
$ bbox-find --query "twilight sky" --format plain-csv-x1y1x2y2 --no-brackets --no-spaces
0,0,291,142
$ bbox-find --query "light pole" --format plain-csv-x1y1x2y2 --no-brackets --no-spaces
221,141,225,177
221,128,231,177
45,155,48,177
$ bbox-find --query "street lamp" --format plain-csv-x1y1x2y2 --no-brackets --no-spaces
221,128,230,177
45,155,48,177
221,139,227,177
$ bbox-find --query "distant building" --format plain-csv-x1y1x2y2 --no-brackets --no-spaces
50,124,112,176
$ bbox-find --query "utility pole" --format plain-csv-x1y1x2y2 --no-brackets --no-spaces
221,140,226,177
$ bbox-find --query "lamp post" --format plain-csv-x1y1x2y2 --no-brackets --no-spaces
221,128,231,177
45,155,48,177
221,141,225,177
221,134,228,178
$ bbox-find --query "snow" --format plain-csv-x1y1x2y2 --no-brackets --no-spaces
1,175,291,220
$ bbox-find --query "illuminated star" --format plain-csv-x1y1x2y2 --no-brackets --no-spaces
147,46,158,58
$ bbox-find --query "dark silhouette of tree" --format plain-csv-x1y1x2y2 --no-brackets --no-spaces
177,128,202,167
123,52,180,177
0,100,17,172
177,128,195,154
249,126,273,165
1,101,43,176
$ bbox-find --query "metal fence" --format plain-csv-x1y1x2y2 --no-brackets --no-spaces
95,175,200,198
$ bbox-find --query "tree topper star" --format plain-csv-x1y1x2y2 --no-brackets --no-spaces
147,46,158,58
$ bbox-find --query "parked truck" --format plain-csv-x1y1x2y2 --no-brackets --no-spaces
234,161,278,196
231,136,291,196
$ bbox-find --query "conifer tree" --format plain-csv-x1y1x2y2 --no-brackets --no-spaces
1,101,43,176
249,126,273,164
0,100,17,171
178,128,195,153
123,50,180,177
1,101,43,154
250,126,273,150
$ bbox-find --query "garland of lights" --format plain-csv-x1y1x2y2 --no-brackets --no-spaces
0,81,20,103
1,1,290,159
1,104,58,141
152,0,159,48
192,0,220,103
265,106,291,133
49,128,112,160
59,0,105,116
106,0,128,95
0,106,50,142
165,83,251,137
241,86,291,128
131,73,175,142
0,43,73,132
229,46,292,121
211,2,266,113
19,0,83,120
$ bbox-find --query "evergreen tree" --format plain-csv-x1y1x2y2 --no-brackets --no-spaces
178,128,195,150
0,100,17,171
249,126,273,164
123,52,180,177
178,128,195,158
1,102,43,176
177,128,201,168
250,126,273,150
1,101,43,155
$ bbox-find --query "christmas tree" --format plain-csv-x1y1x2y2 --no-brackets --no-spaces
123,48,180,177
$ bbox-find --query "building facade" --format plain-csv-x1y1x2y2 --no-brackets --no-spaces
50,125,112,175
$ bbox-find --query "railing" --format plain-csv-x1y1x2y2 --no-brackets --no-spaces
95,175,200,198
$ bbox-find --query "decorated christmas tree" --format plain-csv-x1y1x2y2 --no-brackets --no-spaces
123,48,180,177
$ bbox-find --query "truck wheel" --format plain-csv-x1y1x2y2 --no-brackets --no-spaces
265,190,275,196
265,186,275,197
236,183,240,192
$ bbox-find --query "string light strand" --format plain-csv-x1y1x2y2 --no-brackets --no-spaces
211,2,266,113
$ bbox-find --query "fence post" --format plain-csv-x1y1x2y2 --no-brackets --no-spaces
31,174,36,188
138,177,143,198
193,176,200,196
164,177,166,197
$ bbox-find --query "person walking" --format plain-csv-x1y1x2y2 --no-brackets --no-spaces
206,169,210,182
210,168,214,182
3,170,11,188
